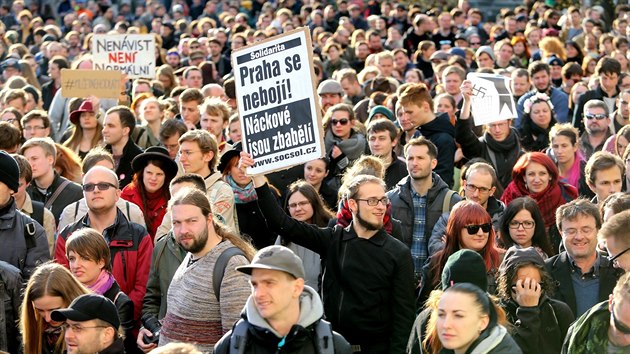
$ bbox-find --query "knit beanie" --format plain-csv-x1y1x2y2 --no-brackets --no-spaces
367,105,395,123
0,151,19,193
499,246,545,273
476,45,496,62
441,249,488,291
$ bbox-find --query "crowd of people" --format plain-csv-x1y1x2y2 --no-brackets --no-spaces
1,0,630,353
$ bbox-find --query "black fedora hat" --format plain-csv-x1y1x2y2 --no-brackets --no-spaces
131,146,178,181
217,142,242,174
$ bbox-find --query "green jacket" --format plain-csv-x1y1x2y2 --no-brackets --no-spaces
562,301,610,354
141,232,186,320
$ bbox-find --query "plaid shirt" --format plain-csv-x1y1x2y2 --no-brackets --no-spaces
411,190,427,274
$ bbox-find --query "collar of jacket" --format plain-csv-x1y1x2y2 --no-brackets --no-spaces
341,222,388,246
0,198,18,228
81,208,133,243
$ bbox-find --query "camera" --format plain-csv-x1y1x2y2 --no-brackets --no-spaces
141,315,162,344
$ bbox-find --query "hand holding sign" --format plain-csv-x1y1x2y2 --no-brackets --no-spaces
460,80,473,101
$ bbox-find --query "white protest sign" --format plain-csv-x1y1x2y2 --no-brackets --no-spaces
467,73,517,126
92,34,155,79
233,27,325,175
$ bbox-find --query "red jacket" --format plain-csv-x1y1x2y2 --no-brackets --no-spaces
120,182,168,240
55,209,153,320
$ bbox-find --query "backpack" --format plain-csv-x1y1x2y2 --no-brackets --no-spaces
213,247,245,301
30,200,44,228
19,215,37,272
228,317,335,354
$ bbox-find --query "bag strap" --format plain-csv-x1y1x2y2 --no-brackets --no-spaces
314,319,334,354
213,247,245,301
229,319,249,354
44,179,71,210
31,200,44,227
442,190,456,214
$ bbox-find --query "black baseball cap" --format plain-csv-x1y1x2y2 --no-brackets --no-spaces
51,294,120,329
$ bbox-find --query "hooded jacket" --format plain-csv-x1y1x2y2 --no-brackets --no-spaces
214,286,351,354
438,325,522,354
417,112,456,187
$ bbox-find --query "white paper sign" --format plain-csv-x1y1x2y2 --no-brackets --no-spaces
467,73,517,126
232,27,325,175
92,34,156,79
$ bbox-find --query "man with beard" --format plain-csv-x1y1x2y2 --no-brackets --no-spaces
579,100,613,160
241,153,415,354
388,137,461,278
158,187,252,351
610,89,630,134
516,61,569,126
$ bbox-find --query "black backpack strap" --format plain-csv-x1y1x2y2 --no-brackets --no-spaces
213,247,246,301
229,319,249,354
30,200,45,227
314,319,334,354
23,218,36,250
73,201,80,220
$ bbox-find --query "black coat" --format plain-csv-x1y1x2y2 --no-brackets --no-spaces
501,296,575,354
105,138,143,189
235,200,276,249
27,172,83,224
572,86,619,134
103,280,137,354
256,183,415,353
544,252,623,317
384,153,408,191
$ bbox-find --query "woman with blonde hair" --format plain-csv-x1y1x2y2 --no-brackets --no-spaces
63,99,103,160
156,65,176,97
539,37,567,62
20,263,89,354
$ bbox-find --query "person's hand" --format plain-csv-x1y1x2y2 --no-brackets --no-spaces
87,95,100,112
460,80,473,101
331,145,342,159
136,328,157,353
239,151,265,187
513,278,541,307
454,147,464,163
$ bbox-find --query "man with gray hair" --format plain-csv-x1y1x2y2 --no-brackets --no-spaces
580,99,613,160
54,166,153,321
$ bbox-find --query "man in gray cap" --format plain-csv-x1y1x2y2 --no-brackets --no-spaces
318,79,344,115
214,245,351,353
51,294,124,354
0,151,49,279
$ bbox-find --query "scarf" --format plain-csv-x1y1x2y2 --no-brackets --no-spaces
324,129,367,161
483,128,522,185
43,322,63,352
501,177,578,229
226,175,257,204
335,199,393,234
87,270,115,295
563,151,585,189
519,116,557,152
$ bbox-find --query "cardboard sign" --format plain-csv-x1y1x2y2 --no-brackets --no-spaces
467,73,517,126
92,34,155,79
233,27,325,175
60,69,122,98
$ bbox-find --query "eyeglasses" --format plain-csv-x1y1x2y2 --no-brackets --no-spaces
465,184,492,194
82,182,118,192
331,118,349,125
24,125,46,132
584,113,608,120
562,227,595,237
508,220,536,229
355,197,389,206
288,200,310,209
1,118,16,123
61,323,108,333
607,247,630,268
470,41,481,45
465,223,492,234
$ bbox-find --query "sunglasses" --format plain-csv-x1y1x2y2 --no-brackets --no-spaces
331,118,349,125
612,304,630,334
584,113,608,120
82,182,118,192
465,223,492,234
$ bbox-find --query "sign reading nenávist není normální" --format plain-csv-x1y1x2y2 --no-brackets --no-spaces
92,34,156,79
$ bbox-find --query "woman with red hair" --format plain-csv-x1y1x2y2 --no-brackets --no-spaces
511,36,531,68
418,201,503,304
501,152,577,250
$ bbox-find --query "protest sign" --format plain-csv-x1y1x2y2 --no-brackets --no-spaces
467,73,517,126
60,69,122,98
92,34,155,79
233,27,324,175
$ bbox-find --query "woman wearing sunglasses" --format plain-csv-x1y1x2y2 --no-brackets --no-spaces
418,201,503,305
496,247,574,354
323,103,367,190
501,152,577,252
499,197,555,259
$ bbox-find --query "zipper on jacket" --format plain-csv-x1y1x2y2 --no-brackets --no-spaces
336,242,348,326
